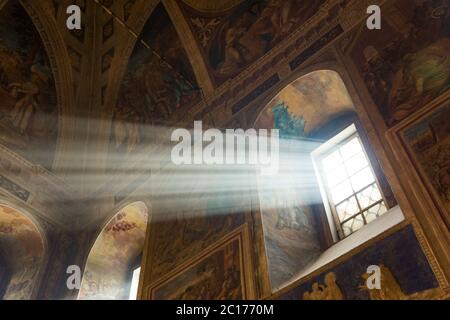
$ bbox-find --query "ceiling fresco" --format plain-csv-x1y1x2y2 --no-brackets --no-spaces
111,3,200,158
255,70,354,137
349,0,450,127
0,0,58,169
78,201,148,300
178,0,326,86
0,204,44,299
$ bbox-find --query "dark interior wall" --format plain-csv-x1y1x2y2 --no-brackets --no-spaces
0,252,10,298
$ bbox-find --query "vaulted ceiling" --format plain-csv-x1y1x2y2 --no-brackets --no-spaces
0,0,357,197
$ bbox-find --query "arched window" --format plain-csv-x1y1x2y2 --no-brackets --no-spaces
254,70,400,291
78,201,149,300
0,204,45,300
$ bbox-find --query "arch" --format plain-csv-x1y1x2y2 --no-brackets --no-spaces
0,0,75,170
180,0,243,13
78,201,150,300
249,62,359,128
254,69,355,135
0,203,46,299
104,0,160,114
253,69,358,290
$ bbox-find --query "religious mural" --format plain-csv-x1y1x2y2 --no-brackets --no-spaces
255,70,354,136
254,70,354,289
78,202,148,300
179,0,326,86
0,0,58,169
257,184,322,289
277,225,442,300
149,194,245,280
348,0,450,127
111,3,200,156
150,232,245,300
403,101,450,223
0,204,44,300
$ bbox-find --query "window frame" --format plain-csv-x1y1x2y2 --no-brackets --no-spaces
312,124,389,240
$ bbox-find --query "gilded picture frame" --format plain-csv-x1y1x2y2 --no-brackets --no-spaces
386,92,450,230
145,224,256,300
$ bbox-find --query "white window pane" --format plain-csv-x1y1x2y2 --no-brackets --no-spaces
336,196,359,222
356,183,382,209
350,167,375,191
378,202,387,216
363,209,378,223
344,152,368,176
340,137,362,160
129,267,141,300
342,224,352,237
363,202,387,223
330,180,353,204
322,150,342,171
342,214,364,236
324,163,347,187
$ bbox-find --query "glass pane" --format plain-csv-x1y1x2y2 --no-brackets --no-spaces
363,202,387,223
342,214,364,236
324,163,347,187
330,180,353,204
129,267,141,300
356,183,382,209
342,224,352,237
344,152,368,176
322,150,342,171
336,196,359,222
340,137,363,160
350,167,375,191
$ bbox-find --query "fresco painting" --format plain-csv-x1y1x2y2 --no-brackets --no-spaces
112,3,200,156
255,70,354,289
149,195,245,280
404,101,450,222
0,0,58,168
255,70,354,137
258,185,322,289
151,233,245,300
0,204,44,299
78,202,148,300
277,225,441,300
350,0,450,126
180,0,326,85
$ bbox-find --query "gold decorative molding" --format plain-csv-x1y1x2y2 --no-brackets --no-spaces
142,224,256,300
163,0,215,96
385,92,450,286
338,0,386,31
411,218,449,289
183,0,347,121
180,0,243,13
20,0,77,176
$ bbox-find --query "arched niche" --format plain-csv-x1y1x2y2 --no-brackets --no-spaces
78,201,149,300
0,203,46,299
0,0,63,169
254,70,357,291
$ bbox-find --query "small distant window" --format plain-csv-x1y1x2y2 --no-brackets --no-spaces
128,267,141,300
313,124,388,239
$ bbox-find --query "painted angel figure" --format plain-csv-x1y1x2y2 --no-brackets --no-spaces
7,65,44,136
